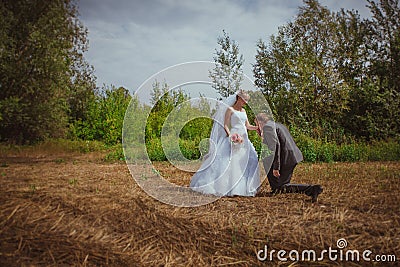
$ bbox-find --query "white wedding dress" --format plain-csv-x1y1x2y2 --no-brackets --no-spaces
190,107,260,196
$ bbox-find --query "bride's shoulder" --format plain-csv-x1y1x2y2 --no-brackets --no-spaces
225,107,234,116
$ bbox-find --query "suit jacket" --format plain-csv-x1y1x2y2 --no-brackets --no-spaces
262,121,303,171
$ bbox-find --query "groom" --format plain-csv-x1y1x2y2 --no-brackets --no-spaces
255,113,323,202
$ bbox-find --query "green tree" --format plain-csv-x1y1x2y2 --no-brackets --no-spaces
145,81,190,140
333,8,382,140
98,86,131,145
123,95,148,145
72,85,131,145
253,34,296,126
254,0,351,140
0,0,95,143
338,0,400,141
362,0,400,139
209,30,244,98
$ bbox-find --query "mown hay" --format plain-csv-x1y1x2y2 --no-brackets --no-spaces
1,152,399,266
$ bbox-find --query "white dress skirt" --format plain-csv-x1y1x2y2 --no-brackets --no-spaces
190,110,260,196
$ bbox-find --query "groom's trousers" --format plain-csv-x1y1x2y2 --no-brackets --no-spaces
267,164,314,196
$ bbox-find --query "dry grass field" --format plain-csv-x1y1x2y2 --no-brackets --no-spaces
0,147,399,266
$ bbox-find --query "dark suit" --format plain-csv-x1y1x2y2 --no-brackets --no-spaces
262,121,313,195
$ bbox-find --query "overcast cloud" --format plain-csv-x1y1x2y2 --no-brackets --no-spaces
78,0,371,92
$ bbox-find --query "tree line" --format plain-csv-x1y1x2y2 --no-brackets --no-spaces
254,0,400,142
0,0,399,152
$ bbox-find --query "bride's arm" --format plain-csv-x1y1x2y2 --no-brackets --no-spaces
243,110,258,131
245,118,258,131
246,121,258,131
224,108,233,137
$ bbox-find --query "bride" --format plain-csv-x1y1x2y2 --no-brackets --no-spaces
190,90,260,196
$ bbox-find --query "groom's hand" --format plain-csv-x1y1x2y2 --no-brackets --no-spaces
273,169,280,177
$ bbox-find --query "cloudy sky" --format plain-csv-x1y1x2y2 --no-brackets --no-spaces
78,0,371,92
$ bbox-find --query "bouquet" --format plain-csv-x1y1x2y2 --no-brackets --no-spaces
230,133,243,144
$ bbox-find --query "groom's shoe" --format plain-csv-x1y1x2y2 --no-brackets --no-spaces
311,185,323,203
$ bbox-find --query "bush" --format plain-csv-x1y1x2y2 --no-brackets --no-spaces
293,133,400,163
335,143,361,162
38,139,107,153
4,136,397,163
0,139,107,156
317,142,336,163
143,133,399,163
70,86,131,146
367,140,400,161
179,139,201,160
104,144,125,161
145,138,203,162
145,138,166,161
295,134,317,162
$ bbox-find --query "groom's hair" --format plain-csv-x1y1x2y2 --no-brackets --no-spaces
256,113,272,123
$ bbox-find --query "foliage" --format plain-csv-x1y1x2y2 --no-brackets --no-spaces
209,30,244,98
104,144,125,161
0,0,96,143
73,0,400,162
123,94,149,146
71,85,131,145
294,133,400,162
143,81,215,161
254,0,351,142
145,81,190,140
253,0,400,142
363,0,400,139
0,139,107,156
1,0,399,164
141,132,400,162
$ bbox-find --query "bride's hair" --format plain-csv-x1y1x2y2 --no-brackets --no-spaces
236,89,250,102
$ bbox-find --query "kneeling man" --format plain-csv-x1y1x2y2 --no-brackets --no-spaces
255,113,323,202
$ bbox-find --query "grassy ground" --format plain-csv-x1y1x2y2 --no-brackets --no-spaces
0,146,399,266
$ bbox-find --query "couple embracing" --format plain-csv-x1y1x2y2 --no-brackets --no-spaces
190,90,323,202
